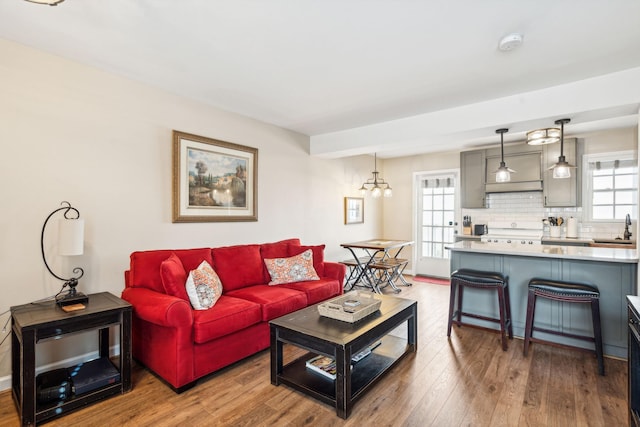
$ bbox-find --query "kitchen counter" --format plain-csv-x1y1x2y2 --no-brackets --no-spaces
447,240,638,358
447,240,638,263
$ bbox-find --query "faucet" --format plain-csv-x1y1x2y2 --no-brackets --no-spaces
624,214,633,240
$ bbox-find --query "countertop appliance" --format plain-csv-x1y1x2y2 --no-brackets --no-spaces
481,220,543,245
474,224,487,236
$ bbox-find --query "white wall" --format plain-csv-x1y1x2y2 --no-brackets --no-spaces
0,39,382,385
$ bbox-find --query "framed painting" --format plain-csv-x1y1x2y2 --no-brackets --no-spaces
172,130,258,222
344,197,364,224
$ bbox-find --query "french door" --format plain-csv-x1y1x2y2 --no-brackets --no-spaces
414,171,458,278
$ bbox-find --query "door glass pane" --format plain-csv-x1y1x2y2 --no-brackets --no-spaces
433,194,443,210
422,242,432,257
443,194,455,210
422,211,433,226
433,243,443,258
433,212,444,226
423,194,433,209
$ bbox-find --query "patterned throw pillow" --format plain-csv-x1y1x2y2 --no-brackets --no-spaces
185,260,223,310
264,249,320,285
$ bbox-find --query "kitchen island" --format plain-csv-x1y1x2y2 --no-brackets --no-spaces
447,241,638,358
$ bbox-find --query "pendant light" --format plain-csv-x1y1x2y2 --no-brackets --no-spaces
549,118,576,179
494,128,515,183
358,153,392,198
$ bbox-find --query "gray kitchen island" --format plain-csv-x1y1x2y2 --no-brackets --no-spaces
447,241,638,358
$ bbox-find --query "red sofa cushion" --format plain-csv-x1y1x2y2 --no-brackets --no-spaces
212,244,264,291
279,278,342,305
226,285,308,321
289,244,325,276
192,295,262,344
260,238,301,282
160,253,189,301
128,248,213,294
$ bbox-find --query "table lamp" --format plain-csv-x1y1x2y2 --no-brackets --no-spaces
41,201,88,307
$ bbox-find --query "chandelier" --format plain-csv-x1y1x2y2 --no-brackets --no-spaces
359,153,392,198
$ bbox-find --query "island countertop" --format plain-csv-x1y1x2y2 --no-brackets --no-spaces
447,240,638,264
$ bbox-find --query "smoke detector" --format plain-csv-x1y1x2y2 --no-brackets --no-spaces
498,33,524,52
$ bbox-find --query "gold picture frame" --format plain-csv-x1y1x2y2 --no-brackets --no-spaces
344,197,364,224
172,130,258,222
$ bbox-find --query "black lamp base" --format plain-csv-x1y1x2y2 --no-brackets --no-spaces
56,291,89,307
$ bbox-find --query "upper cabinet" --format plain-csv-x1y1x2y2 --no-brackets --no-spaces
543,138,580,207
460,150,485,208
460,138,581,208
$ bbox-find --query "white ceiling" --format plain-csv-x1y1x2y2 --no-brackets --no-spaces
1,0,640,158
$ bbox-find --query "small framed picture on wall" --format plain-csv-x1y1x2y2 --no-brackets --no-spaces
344,197,364,224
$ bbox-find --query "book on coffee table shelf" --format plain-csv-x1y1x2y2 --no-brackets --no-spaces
305,341,383,379
306,355,337,380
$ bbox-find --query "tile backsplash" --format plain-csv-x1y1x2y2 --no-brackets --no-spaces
461,191,632,240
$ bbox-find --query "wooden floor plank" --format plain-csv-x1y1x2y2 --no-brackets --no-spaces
0,278,628,427
489,339,533,426
519,343,552,426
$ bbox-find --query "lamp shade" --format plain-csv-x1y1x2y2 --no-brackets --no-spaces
58,218,84,256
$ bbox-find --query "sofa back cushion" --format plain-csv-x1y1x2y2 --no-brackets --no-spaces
128,248,213,294
212,244,264,291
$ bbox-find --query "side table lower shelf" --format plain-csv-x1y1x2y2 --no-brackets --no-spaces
34,379,123,422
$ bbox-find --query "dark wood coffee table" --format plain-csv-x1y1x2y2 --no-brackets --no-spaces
269,293,417,418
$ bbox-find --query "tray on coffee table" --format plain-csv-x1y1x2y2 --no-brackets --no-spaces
317,291,381,322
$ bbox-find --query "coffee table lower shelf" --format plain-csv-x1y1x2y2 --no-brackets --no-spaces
276,335,410,411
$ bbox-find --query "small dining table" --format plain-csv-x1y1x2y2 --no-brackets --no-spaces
340,239,413,293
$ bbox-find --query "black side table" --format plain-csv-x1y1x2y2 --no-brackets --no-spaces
11,292,132,426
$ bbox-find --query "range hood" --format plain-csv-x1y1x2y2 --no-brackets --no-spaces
485,152,543,193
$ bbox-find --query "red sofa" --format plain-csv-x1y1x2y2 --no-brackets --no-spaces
121,238,345,392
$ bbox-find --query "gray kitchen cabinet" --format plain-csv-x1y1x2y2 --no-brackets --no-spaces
543,138,579,207
460,150,485,208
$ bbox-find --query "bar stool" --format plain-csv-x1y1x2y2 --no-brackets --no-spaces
523,278,604,375
448,269,513,351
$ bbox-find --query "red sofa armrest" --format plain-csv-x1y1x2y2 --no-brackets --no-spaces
323,261,346,285
121,287,193,328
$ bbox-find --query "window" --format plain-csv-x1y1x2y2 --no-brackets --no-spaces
584,151,638,221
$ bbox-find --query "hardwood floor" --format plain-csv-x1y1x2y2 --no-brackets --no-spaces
0,280,628,426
